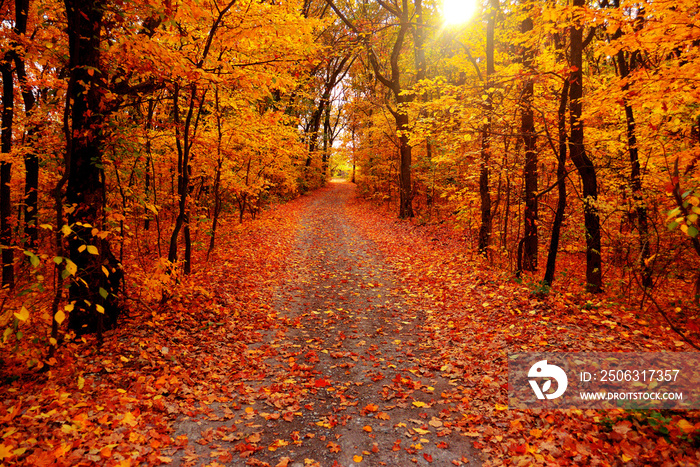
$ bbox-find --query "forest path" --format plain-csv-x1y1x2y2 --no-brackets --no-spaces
174,182,483,466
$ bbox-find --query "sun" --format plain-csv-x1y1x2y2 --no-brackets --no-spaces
442,0,478,26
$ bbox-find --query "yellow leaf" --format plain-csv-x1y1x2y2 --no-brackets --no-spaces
362,425,372,432
0,443,12,459
495,403,508,411
412,401,427,408
622,453,633,463
14,306,29,322
678,419,694,434
353,455,363,462
87,245,98,255
65,260,77,276
122,412,137,427
12,447,26,456
55,310,66,325
96,304,105,314
78,376,85,390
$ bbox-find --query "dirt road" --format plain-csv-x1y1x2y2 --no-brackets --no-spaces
175,182,483,466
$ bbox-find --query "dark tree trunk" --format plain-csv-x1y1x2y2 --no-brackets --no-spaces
144,99,154,231
1,56,14,288
615,47,651,287
322,102,331,176
569,0,602,293
351,127,356,183
12,0,39,250
478,0,498,256
396,98,414,218
64,0,123,334
521,15,538,271
167,85,190,272
543,79,569,286
208,88,224,260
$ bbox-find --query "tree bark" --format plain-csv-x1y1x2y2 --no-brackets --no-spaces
11,0,39,250
1,55,14,288
615,45,651,287
543,79,569,286
569,0,602,293
521,15,538,271
64,0,123,334
477,0,498,256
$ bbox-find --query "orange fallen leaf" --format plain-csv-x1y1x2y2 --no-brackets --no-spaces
327,441,341,453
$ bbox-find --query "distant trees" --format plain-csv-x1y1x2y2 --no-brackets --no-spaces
338,0,699,297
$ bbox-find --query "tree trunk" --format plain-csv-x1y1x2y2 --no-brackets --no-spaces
322,102,331,177
477,0,497,256
615,47,651,287
521,15,538,271
543,79,569,286
12,0,39,250
396,103,414,218
144,100,155,231
569,0,602,293
64,0,123,334
208,87,224,260
1,56,14,288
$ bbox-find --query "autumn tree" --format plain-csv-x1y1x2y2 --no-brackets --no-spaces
477,0,498,256
63,0,123,333
520,3,537,272
1,31,13,289
569,0,602,293
326,0,416,218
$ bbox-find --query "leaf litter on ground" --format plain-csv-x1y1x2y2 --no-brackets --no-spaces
0,181,698,466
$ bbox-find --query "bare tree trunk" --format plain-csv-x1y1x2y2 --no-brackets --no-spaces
521,15,538,271
207,88,224,260
1,54,14,288
569,0,602,293
615,46,651,287
543,80,569,286
144,99,155,231
478,0,498,256
64,0,123,335
13,0,39,250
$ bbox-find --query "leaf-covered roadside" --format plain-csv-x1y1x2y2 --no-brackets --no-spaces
2,182,700,467
347,197,700,466
0,198,305,466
